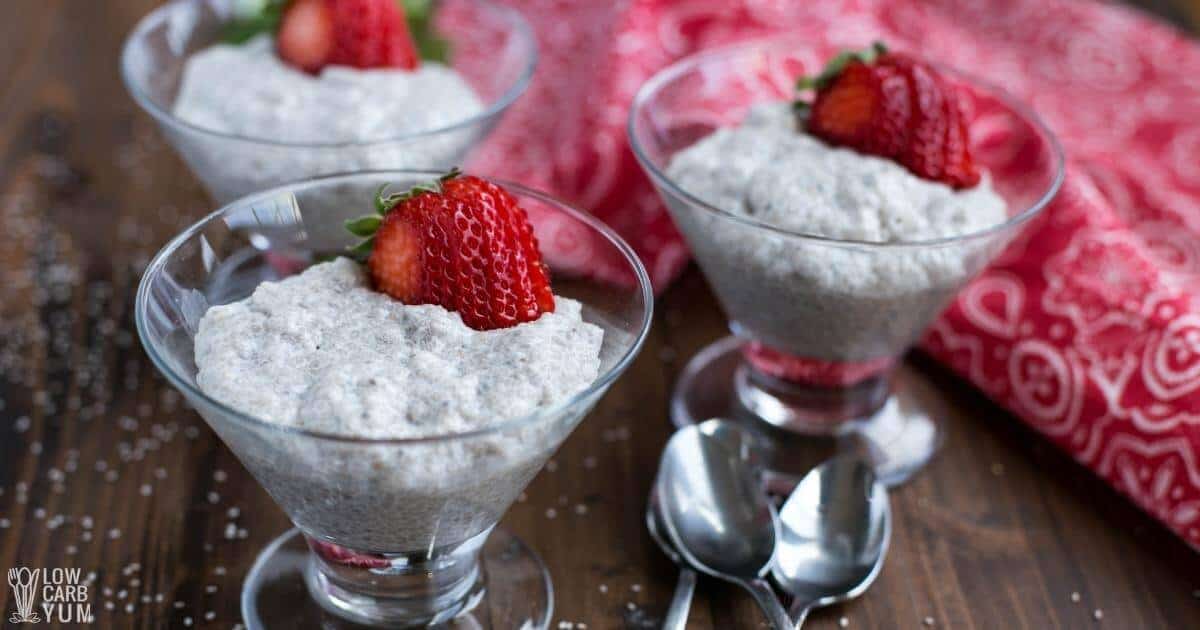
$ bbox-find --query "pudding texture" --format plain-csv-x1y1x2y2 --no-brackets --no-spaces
174,36,483,143
193,258,603,550
664,102,1009,361
194,258,602,438
168,36,487,201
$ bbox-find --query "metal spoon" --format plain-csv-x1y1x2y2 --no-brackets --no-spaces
656,419,792,629
645,489,695,630
771,455,890,628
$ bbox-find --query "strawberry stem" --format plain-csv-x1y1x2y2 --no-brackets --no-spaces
375,167,462,214
795,41,888,92
346,168,464,259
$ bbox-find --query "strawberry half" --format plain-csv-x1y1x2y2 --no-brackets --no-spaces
275,0,419,73
327,0,419,70
798,43,981,189
346,170,556,331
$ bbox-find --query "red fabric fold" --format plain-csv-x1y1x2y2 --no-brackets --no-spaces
463,0,1200,549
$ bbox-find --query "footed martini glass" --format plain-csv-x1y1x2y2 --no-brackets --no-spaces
135,171,652,628
121,0,536,204
629,38,1063,487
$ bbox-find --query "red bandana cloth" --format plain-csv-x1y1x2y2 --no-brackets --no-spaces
454,0,1200,549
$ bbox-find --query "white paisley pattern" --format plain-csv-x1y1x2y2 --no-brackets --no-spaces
452,0,1200,549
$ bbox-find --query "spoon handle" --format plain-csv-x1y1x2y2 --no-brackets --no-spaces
662,567,696,630
788,599,813,630
741,578,792,630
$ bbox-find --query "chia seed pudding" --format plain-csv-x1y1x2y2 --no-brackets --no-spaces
665,102,1008,362
193,258,603,550
169,36,486,201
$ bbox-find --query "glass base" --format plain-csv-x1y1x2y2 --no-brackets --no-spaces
241,528,552,629
671,336,941,488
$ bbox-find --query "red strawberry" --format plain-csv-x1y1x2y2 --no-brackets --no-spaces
327,0,420,70
275,0,419,73
800,44,980,189
899,59,979,188
276,0,334,73
349,170,555,331
441,176,557,316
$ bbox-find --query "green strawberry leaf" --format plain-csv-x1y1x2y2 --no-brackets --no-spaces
344,215,382,237
223,0,285,44
401,0,450,63
347,236,376,259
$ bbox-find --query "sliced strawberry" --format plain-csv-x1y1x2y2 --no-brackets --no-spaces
276,0,334,73
366,195,434,303
442,176,556,317
805,61,885,151
351,171,555,331
902,60,950,181
869,59,914,159
895,58,981,188
799,44,981,189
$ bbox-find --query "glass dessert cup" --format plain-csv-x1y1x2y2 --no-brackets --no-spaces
629,37,1064,487
121,0,536,204
134,171,653,628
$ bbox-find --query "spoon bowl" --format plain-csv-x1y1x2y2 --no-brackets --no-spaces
772,455,890,625
656,419,792,629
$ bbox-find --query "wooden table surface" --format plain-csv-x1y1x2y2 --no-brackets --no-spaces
4,1,1200,628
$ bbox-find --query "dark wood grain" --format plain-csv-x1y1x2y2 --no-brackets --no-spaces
2,1,1200,628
